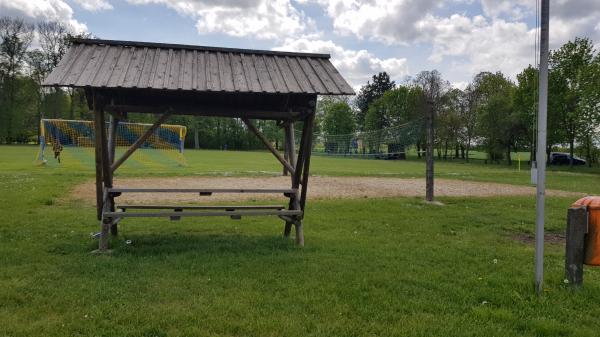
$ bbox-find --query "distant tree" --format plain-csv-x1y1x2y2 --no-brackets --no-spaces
0,17,34,142
322,101,355,153
354,72,395,130
514,66,538,161
550,37,596,166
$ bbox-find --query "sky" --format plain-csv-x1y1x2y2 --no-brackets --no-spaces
1,0,600,90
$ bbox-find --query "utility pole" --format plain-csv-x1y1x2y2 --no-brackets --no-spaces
535,0,549,295
426,98,434,202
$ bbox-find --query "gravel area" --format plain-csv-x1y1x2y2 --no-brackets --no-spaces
70,176,583,204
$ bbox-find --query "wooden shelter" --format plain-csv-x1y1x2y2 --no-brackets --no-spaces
42,38,354,251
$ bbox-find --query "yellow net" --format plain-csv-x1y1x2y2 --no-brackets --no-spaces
35,119,187,168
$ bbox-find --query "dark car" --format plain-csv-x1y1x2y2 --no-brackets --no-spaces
549,152,586,165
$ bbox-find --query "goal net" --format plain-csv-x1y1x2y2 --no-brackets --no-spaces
35,118,187,168
306,119,423,159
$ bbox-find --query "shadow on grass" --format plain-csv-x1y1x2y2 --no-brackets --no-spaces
101,232,301,257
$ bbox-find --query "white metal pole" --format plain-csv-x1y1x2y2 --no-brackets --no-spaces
535,0,549,295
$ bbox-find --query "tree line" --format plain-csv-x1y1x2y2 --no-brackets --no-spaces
321,38,600,166
1,15,599,166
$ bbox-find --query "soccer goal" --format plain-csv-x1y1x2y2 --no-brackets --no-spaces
35,118,187,168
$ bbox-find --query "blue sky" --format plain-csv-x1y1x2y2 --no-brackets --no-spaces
3,0,600,89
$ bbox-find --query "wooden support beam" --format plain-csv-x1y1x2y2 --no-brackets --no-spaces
93,93,104,221
242,118,295,175
565,206,587,287
103,209,303,219
108,187,296,194
107,115,118,236
111,112,171,172
299,113,315,212
93,93,109,252
286,122,297,168
284,117,309,238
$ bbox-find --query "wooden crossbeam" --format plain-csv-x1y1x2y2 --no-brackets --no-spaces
110,112,172,172
103,209,303,219
242,118,295,175
108,187,296,194
117,205,285,210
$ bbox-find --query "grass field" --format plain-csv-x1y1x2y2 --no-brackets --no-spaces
2,145,600,336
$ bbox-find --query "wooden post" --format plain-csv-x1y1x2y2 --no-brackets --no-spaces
565,206,587,287
425,99,434,202
285,120,308,239
93,93,103,221
93,96,110,252
107,115,119,236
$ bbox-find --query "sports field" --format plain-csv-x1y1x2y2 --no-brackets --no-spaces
2,145,600,337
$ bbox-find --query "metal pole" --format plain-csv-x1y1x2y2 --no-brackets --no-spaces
535,0,549,295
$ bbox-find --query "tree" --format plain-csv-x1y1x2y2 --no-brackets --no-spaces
0,17,34,142
472,71,522,164
354,72,395,130
322,101,355,153
550,37,596,167
514,66,538,162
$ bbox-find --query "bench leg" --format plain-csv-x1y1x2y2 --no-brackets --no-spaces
284,221,293,237
99,219,110,251
110,222,118,236
295,221,304,247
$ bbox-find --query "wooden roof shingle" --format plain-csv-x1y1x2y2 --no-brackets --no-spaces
43,38,355,95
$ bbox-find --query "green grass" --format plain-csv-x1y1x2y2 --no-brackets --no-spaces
9,145,600,194
2,145,600,336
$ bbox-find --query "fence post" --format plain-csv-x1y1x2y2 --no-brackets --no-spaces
565,206,587,287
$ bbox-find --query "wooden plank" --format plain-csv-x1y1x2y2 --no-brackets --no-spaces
207,52,220,91
240,54,262,92
152,48,170,89
264,55,288,93
218,52,235,91
75,45,109,87
566,206,587,287
297,58,327,93
109,187,296,194
195,51,208,91
92,46,122,87
122,47,148,88
63,44,96,85
167,49,181,90
308,58,340,93
44,43,82,84
319,58,355,94
286,122,297,168
140,48,160,88
243,118,295,175
111,113,171,172
285,57,314,93
108,47,134,87
274,56,301,93
104,209,303,218
117,205,285,210
252,54,275,92
230,53,248,91
162,49,174,89
181,49,194,90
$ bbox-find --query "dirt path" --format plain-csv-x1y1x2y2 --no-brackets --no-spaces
70,176,583,204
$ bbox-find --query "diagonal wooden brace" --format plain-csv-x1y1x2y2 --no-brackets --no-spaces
111,112,172,173
242,118,295,175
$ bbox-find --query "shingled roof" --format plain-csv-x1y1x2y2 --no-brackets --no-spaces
43,38,354,95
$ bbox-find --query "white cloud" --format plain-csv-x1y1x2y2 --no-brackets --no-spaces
126,0,316,40
0,0,87,33
72,0,113,11
298,0,438,45
274,38,409,88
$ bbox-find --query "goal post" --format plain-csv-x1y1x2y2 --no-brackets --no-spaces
35,118,187,168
